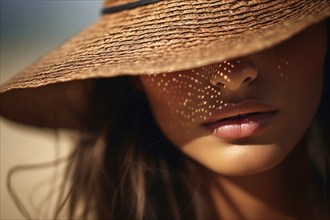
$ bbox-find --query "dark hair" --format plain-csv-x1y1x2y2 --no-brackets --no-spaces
311,18,330,206
317,18,330,145
57,77,218,219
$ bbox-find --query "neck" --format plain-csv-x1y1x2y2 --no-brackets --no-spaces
204,140,322,220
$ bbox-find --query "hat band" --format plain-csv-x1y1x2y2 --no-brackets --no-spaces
102,0,161,14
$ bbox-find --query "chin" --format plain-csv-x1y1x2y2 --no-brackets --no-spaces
189,142,293,177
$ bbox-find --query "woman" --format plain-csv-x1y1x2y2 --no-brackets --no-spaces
1,0,329,219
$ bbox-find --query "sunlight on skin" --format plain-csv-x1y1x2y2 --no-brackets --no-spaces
141,56,290,136
140,22,326,177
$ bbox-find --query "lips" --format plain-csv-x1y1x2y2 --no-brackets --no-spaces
202,100,278,140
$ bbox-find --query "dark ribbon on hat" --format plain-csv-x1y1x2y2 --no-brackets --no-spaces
102,0,161,14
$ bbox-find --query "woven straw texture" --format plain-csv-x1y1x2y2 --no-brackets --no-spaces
1,0,329,128
1,0,329,93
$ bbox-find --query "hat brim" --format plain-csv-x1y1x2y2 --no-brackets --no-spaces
1,0,330,128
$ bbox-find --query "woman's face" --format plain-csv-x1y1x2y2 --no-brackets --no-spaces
140,22,327,176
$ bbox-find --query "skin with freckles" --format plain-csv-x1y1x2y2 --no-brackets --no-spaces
140,22,327,177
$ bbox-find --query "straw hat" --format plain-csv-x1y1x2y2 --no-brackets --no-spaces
1,0,329,129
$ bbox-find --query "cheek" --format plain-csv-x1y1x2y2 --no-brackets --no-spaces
280,34,325,132
288,60,324,114
251,27,326,166
140,73,226,141
283,57,324,149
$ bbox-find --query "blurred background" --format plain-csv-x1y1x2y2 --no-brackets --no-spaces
1,1,102,219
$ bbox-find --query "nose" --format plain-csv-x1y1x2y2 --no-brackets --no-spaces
209,59,257,90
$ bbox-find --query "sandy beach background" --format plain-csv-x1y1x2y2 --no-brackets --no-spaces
1,1,102,219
